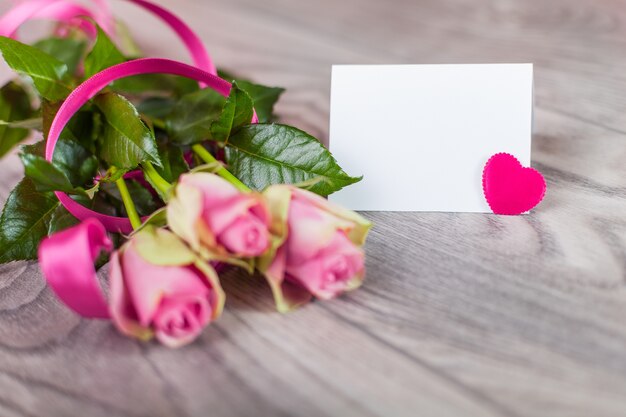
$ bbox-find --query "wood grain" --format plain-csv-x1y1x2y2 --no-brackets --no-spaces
0,0,625,416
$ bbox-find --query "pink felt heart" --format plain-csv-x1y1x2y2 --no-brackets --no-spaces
482,153,546,215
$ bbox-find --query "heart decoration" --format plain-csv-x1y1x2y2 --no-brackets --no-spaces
482,153,546,215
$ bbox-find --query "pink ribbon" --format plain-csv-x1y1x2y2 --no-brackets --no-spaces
0,0,107,39
0,0,215,74
46,58,259,234
39,218,112,318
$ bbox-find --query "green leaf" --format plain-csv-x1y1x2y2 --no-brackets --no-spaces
22,138,98,187
84,26,125,78
137,97,176,119
235,80,284,123
0,36,71,100
95,92,162,169
172,77,202,96
217,70,284,123
50,138,99,186
210,81,254,142
43,100,100,152
92,190,123,217
225,124,361,196
156,144,188,183
34,37,87,76
19,153,87,196
0,178,60,263
165,88,225,145
42,100,61,139
112,74,199,97
0,82,35,157
19,136,98,197
48,204,80,235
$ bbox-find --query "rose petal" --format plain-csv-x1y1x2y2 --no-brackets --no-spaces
286,231,365,299
108,251,153,341
207,194,268,236
285,197,353,264
167,181,208,254
120,242,210,327
180,172,239,208
170,173,271,261
292,187,372,246
153,294,211,348
217,215,270,257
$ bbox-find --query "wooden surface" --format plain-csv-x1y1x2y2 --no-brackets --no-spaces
1,0,625,416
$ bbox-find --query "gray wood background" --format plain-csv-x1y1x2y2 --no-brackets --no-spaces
0,0,625,416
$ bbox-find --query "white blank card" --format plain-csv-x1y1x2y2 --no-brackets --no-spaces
328,64,534,212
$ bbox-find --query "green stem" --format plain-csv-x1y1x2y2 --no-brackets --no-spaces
192,144,250,192
115,175,142,231
142,160,172,197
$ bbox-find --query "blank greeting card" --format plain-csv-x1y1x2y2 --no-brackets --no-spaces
329,63,534,212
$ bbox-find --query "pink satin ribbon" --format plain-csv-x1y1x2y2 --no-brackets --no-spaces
39,218,113,318
0,0,215,74
46,58,259,234
0,0,108,38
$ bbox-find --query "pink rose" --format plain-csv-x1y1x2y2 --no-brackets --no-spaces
258,186,372,312
109,227,224,348
168,173,270,261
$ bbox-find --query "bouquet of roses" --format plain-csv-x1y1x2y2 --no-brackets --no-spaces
0,0,371,347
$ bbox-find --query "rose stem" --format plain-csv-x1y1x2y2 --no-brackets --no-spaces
191,144,251,192
141,160,172,198
140,117,173,199
114,172,142,231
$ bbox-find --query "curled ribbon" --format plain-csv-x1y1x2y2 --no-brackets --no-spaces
0,0,215,74
0,0,111,39
39,218,112,318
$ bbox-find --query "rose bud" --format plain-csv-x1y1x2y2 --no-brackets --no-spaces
167,173,271,266
109,226,225,348
257,186,372,312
